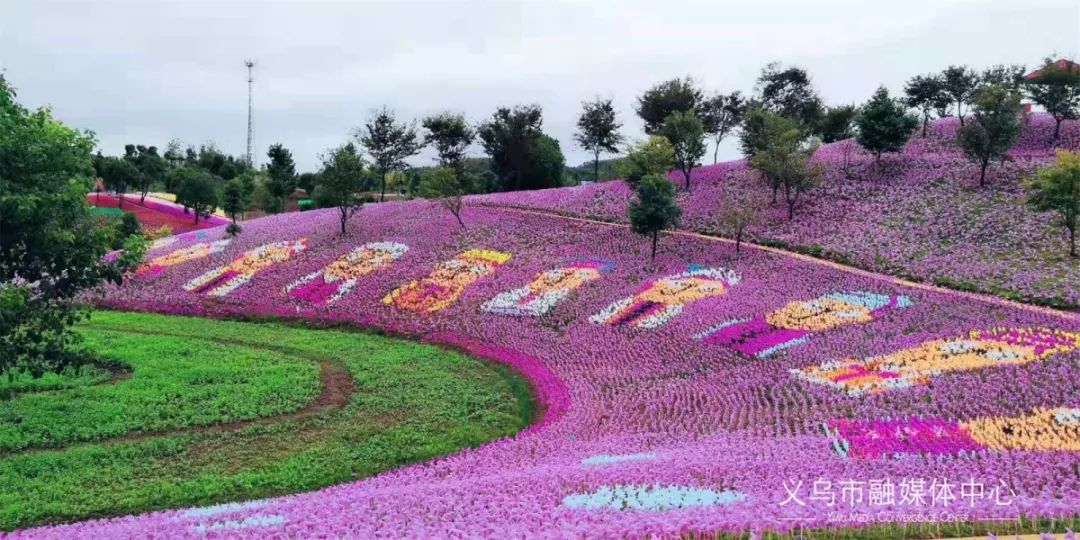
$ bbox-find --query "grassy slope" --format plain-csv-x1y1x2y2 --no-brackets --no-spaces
0,311,531,531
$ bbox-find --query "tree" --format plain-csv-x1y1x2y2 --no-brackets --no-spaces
316,142,367,235
905,74,950,137
174,167,220,224
755,63,824,132
720,191,766,255
700,91,745,163
1025,57,1080,141
95,156,141,208
233,170,262,219
420,166,477,227
528,134,566,189
123,144,168,203
635,76,703,135
221,178,247,236
855,86,918,165
265,143,297,213
477,105,544,191
616,136,675,186
1027,150,1080,257
113,212,142,249
738,105,772,158
818,104,858,143
957,84,1023,187
941,65,979,126
297,172,321,195
628,175,681,261
662,111,707,190
423,112,475,172
1,75,145,377
574,98,624,183
359,107,422,202
747,111,820,218
980,64,1026,91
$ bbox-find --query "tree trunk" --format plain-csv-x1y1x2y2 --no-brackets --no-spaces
979,160,988,187
141,191,147,204
735,230,742,255
651,231,658,261
454,210,465,228
379,167,387,202
713,139,720,164
957,101,965,127
922,115,929,137
194,209,200,225
684,169,691,191
118,193,123,209
340,208,348,236
593,151,600,184
785,185,795,220
1054,117,1063,142
1070,226,1076,257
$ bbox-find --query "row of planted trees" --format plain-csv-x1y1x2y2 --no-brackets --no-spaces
616,58,1079,261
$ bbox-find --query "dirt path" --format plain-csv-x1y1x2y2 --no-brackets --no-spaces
2,325,356,458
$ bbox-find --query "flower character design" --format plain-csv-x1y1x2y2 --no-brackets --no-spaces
285,242,408,305
184,239,308,297
137,240,232,278
825,407,1080,459
695,291,912,358
482,257,614,317
589,266,740,329
793,327,1080,396
383,249,512,313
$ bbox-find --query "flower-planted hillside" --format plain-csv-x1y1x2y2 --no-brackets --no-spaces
22,199,1080,538
474,113,1080,309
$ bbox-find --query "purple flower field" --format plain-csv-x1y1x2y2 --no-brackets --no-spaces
474,113,1080,309
15,195,1080,538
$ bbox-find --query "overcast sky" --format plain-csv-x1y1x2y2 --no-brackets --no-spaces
2,0,1078,171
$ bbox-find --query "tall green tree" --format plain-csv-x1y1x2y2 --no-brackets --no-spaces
754,63,824,132
700,91,745,163
265,143,297,213
477,105,544,191
905,74,950,137
629,175,682,261
855,86,918,165
818,104,859,143
616,136,675,186
1025,58,1080,141
979,64,1026,91
359,107,422,202
574,98,624,183
958,84,1023,187
174,167,220,224
662,111,707,191
221,178,246,236
1027,150,1080,257
0,75,145,377
747,110,820,218
942,65,980,126
635,76,703,135
528,134,566,189
124,144,168,203
316,142,367,235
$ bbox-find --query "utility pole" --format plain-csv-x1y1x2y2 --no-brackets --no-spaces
245,59,255,166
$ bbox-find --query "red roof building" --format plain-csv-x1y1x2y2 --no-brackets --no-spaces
1024,59,1080,80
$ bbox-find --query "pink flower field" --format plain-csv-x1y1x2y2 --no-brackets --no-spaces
15,194,1080,538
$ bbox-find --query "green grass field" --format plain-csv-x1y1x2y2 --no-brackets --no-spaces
0,311,532,531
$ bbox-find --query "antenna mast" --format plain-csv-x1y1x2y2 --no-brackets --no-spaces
245,60,255,166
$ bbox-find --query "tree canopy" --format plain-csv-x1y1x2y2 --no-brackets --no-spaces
0,75,145,377
629,175,682,261
661,111,707,191
1024,57,1080,140
855,86,917,163
958,84,1023,187
754,63,824,133
1027,150,1080,257
635,77,703,135
700,92,746,163
574,98,624,184
316,142,367,235
359,107,422,202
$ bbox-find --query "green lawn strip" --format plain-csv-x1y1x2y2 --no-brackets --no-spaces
0,311,530,531
0,328,320,453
